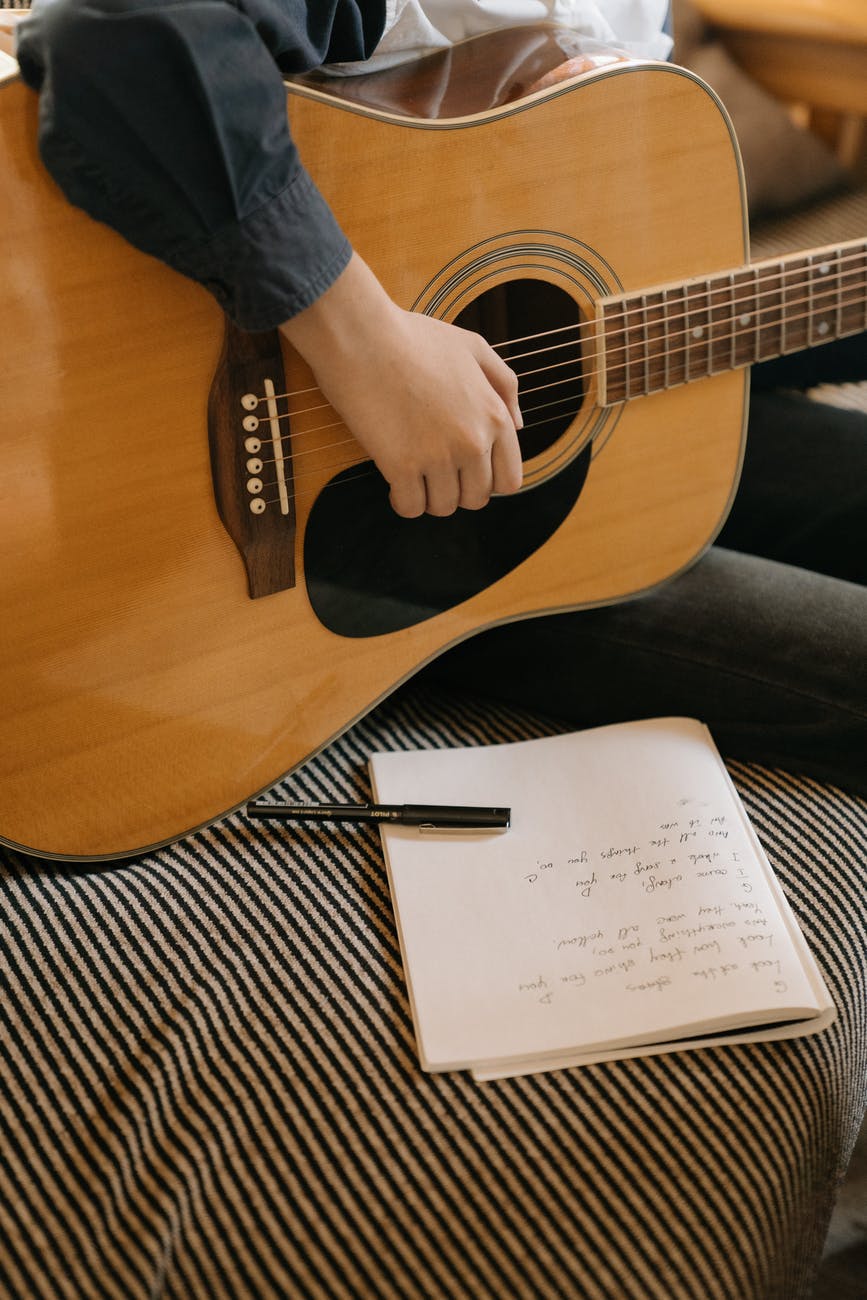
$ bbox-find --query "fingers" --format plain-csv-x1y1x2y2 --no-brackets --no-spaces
476,338,523,433
456,452,494,513
456,421,524,512
395,459,488,518
389,451,503,519
388,473,427,519
385,347,524,518
391,437,521,520
425,464,463,517
490,424,524,497
473,337,524,499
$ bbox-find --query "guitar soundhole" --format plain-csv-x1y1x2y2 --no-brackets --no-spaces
453,278,584,460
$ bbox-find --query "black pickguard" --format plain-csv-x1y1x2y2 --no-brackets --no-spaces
304,446,592,637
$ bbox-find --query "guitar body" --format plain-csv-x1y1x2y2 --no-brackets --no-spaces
0,34,748,859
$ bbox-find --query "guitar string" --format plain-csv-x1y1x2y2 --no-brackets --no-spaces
249,382,595,504
254,397,583,494
251,263,861,515
231,252,867,510
252,260,867,437
250,275,867,483
506,258,861,366
522,275,867,379
254,247,867,412
248,294,867,504
496,249,867,358
247,305,845,511
260,270,865,444
240,278,867,480
261,462,380,509
249,379,588,463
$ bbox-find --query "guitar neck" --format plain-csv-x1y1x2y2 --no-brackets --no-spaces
598,237,867,404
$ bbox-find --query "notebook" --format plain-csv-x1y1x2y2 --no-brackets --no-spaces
368,717,835,1080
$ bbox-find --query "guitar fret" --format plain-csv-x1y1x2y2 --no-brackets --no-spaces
840,242,867,336
686,281,711,381
601,299,627,404
706,278,714,375
809,250,838,347
709,276,732,375
729,273,736,372
784,256,811,353
757,264,783,362
647,291,668,394
597,237,867,406
731,268,758,368
622,300,632,400
602,288,682,401
627,294,642,397
625,294,645,400
835,250,843,340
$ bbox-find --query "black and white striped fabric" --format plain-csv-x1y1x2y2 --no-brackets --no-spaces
1,685,865,1300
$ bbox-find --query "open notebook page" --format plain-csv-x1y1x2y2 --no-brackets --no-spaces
370,718,834,1075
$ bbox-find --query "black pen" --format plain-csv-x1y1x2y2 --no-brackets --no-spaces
246,801,510,832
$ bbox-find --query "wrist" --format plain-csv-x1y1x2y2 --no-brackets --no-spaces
279,252,396,363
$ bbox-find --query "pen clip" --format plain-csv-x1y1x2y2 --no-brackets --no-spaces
416,822,510,835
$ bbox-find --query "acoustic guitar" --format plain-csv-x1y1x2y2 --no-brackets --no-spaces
1,26,864,860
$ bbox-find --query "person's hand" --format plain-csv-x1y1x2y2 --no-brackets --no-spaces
280,253,523,517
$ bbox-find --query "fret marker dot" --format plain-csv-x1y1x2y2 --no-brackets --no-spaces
819,263,830,275
692,326,704,339
740,313,751,326
817,321,830,335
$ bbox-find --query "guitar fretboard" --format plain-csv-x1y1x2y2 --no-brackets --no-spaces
599,238,867,404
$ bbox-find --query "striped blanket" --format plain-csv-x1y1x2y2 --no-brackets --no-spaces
2,685,865,1300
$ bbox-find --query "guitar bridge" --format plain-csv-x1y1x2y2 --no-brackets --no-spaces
207,318,297,598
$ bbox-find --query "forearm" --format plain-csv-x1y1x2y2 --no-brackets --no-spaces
16,0,524,519
16,0,384,328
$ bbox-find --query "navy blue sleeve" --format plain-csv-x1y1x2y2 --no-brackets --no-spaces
16,0,385,329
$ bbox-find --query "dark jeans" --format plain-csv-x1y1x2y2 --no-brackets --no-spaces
426,339,867,797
